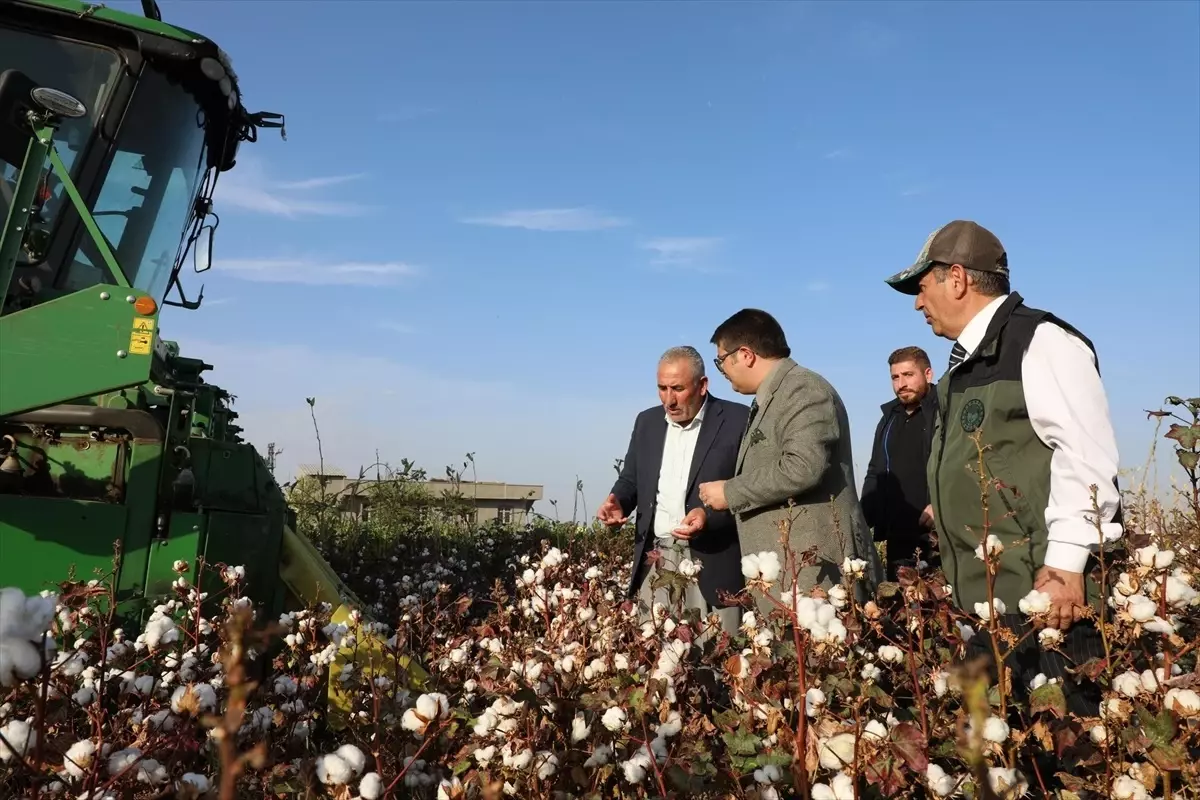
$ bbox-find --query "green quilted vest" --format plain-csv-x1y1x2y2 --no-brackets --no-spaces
928,293,1115,613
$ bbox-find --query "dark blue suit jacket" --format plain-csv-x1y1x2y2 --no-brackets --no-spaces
609,395,751,607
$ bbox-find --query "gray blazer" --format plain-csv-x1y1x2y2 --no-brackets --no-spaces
723,358,883,608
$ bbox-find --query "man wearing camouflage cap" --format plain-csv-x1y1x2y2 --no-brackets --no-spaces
885,220,1123,716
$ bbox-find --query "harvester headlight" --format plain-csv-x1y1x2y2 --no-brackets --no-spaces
219,76,232,96
228,91,238,111
200,57,227,81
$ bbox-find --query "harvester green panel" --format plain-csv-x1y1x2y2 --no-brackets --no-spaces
0,434,162,618
0,289,156,417
0,496,130,596
200,510,284,620
143,512,204,600
189,437,275,513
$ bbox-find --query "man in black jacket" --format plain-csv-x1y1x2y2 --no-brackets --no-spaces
860,346,940,581
597,346,750,635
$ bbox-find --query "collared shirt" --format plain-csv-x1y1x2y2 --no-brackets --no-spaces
653,398,708,543
951,294,1123,572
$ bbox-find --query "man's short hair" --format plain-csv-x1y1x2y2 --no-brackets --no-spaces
659,346,705,381
931,263,1010,298
710,309,791,359
888,346,931,371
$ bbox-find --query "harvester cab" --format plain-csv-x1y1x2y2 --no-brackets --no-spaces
0,2,409,705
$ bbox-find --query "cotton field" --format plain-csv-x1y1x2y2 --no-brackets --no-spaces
1,501,1199,799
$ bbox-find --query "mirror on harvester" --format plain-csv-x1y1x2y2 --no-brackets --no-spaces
194,224,214,273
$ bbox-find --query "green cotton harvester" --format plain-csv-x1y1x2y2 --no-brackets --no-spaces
0,2,405,701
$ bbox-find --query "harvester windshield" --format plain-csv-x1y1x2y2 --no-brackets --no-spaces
61,68,208,301
1,24,209,308
0,26,120,245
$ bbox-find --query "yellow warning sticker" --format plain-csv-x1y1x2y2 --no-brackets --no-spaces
129,332,152,355
129,317,155,355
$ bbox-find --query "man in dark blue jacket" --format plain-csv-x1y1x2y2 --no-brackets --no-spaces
597,346,750,635
860,346,940,581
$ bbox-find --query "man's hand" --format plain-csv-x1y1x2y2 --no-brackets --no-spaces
672,507,706,541
596,493,629,527
1033,566,1087,631
698,480,729,511
919,504,935,529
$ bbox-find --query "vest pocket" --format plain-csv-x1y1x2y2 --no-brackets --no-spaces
979,447,1046,556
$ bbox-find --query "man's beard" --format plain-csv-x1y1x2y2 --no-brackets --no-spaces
897,385,928,407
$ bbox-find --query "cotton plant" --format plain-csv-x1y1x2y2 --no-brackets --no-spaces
2,486,1199,800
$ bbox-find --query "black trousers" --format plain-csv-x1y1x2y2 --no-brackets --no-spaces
885,530,940,582
962,613,1106,718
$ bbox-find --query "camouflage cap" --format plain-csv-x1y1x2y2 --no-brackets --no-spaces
885,220,1009,296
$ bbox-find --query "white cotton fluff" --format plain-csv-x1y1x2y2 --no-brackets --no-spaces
0,718,36,763
62,739,97,778
170,683,217,715
316,752,354,786
0,587,57,686
571,713,591,743
179,773,211,794
741,552,781,582
601,706,627,732
355,767,384,800
106,747,142,776
335,744,367,775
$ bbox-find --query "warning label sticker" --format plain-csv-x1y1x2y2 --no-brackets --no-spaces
129,317,155,355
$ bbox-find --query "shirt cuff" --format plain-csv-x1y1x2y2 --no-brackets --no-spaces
1043,540,1092,573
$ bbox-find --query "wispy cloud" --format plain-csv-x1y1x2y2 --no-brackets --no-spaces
378,105,440,123
460,208,629,232
215,158,369,218
275,173,368,191
823,148,850,160
376,320,415,334
216,257,420,287
806,281,831,292
641,236,724,268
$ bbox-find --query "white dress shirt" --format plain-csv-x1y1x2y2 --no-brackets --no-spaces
952,294,1123,573
653,398,708,544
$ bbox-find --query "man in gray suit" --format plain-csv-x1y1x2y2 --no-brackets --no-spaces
698,309,882,609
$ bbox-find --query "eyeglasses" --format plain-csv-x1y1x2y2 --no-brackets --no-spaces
713,348,743,374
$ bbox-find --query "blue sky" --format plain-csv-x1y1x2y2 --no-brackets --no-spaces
116,0,1198,515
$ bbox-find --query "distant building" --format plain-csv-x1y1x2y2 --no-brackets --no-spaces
291,464,544,525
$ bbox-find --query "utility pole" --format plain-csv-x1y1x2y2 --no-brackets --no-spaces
266,442,283,477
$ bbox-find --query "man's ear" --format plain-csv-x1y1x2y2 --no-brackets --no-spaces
949,264,971,299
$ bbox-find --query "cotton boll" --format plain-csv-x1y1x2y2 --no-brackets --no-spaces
316,753,354,786
756,552,781,582
818,733,856,771
1112,671,1143,698
335,744,367,776
982,716,1010,743
0,718,36,763
0,638,42,686
602,706,627,732
571,713,592,743
926,764,958,798
106,747,142,776
136,758,169,785
1165,688,1200,717
62,739,97,779
1018,589,1052,616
